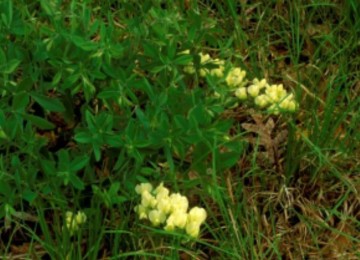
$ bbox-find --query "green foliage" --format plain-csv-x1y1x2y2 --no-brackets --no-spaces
0,0,359,259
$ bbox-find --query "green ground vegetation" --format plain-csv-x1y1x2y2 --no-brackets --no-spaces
0,0,359,259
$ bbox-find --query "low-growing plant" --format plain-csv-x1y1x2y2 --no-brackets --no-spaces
0,0,359,259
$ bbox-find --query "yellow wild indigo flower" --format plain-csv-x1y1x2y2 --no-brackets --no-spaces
148,209,167,226
199,52,211,77
209,58,225,78
247,78,268,97
134,182,207,238
237,77,298,114
169,193,189,213
225,67,246,88
64,211,87,235
154,182,170,200
185,207,207,237
167,210,188,229
235,87,247,100
134,204,149,219
141,190,157,208
135,183,153,195
184,62,196,74
254,94,270,108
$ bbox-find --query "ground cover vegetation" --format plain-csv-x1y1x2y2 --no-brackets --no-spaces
0,0,359,259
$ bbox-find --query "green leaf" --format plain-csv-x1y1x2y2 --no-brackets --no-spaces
108,182,120,196
40,0,55,16
40,160,56,176
70,156,89,172
30,92,65,112
1,0,13,27
68,172,85,190
57,149,70,170
97,89,120,99
135,107,150,129
104,135,123,147
85,110,97,131
93,144,101,161
0,59,21,74
71,35,98,51
22,189,37,204
217,151,241,171
0,48,5,64
12,93,29,111
112,196,127,204
173,54,193,65
24,114,55,130
0,180,11,196
109,44,124,57
143,42,159,58
74,131,93,143
82,76,96,101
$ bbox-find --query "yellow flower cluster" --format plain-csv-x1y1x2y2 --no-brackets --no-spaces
64,211,87,235
182,51,225,78
248,78,298,114
180,49,298,114
225,67,247,88
134,182,207,238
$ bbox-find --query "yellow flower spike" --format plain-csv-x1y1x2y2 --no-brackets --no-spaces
134,183,208,238
252,78,268,89
134,205,148,219
267,104,280,115
64,211,86,236
198,53,212,77
199,53,211,64
247,84,261,97
235,87,247,100
148,209,167,226
279,99,290,110
187,207,207,224
141,190,157,208
225,68,246,88
287,100,297,112
210,67,224,77
184,62,196,74
170,210,188,229
135,183,153,195
75,211,87,225
156,196,172,214
265,84,287,103
279,97,297,112
199,68,209,77
185,221,201,238
65,211,73,222
209,59,225,77
164,217,176,231
169,193,189,213
254,94,270,108
66,219,77,232
154,182,170,199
